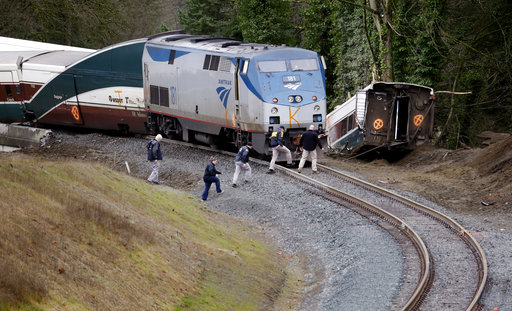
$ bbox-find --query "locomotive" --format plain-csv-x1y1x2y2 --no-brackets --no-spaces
143,33,327,155
326,82,435,155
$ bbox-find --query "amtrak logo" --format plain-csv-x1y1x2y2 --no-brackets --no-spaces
216,87,231,109
284,83,301,91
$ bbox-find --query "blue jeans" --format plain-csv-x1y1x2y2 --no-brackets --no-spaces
202,176,221,201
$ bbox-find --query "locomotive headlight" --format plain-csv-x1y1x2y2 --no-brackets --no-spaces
271,107,278,114
295,95,303,103
288,96,294,103
314,105,320,111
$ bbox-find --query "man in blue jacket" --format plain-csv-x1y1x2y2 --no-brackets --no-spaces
267,126,292,174
147,134,163,184
232,142,253,187
298,125,324,173
202,156,223,201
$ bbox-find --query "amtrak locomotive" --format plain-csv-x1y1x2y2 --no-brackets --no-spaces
143,33,327,155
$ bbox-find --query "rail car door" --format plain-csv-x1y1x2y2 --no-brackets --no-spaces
48,74,83,125
394,96,410,141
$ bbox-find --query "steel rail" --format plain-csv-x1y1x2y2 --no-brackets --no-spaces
155,138,435,310
275,166,432,311
317,163,488,311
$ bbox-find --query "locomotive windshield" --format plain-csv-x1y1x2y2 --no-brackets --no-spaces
290,58,318,71
258,58,319,73
258,60,287,73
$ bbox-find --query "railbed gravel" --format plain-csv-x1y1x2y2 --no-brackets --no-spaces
37,131,512,310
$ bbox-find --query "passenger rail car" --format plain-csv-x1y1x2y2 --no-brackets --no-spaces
0,50,93,123
326,82,435,155
23,39,148,134
144,33,327,155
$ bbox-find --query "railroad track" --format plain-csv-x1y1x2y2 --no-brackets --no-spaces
158,137,487,309
275,162,487,310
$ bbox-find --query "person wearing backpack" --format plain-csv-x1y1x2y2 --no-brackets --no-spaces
267,126,293,174
147,134,163,184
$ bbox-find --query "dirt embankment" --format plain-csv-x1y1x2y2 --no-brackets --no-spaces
322,132,512,231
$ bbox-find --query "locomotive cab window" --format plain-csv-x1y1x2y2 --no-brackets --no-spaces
258,60,286,73
290,59,318,71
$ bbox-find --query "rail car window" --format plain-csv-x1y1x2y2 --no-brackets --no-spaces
241,60,249,75
258,60,286,73
290,59,318,71
5,85,13,98
159,87,169,107
150,85,159,105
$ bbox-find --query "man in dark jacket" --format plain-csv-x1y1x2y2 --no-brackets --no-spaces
298,125,324,173
147,134,163,184
202,156,223,201
267,126,292,174
232,142,253,187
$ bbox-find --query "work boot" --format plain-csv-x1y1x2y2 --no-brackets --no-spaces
267,169,275,174
232,183,238,188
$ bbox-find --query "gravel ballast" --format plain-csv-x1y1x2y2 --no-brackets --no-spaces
22,130,512,310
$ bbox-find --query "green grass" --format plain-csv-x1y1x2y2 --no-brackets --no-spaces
0,153,291,310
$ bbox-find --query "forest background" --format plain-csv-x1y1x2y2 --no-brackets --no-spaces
1,0,511,149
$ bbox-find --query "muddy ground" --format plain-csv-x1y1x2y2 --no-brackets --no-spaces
321,131,512,232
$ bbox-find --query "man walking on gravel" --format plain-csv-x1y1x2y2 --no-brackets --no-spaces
298,125,324,173
202,156,223,201
267,125,293,174
147,134,162,184
232,142,253,187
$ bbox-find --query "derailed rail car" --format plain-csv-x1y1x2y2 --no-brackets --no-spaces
23,39,148,134
144,33,327,156
326,82,435,155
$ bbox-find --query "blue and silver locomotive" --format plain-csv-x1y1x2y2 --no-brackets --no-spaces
143,33,327,155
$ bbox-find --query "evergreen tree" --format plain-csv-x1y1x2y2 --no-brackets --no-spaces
235,0,296,46
178,0,241,39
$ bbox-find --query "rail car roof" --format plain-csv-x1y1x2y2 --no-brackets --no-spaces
364,82,434,95
0,36,95,53
146,33,313,57
0,51,47,70
17,50,94,73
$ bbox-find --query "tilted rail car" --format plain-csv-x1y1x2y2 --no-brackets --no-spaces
0,36,95,124
20,39,148,134
326,82,435,155
143,33,327,155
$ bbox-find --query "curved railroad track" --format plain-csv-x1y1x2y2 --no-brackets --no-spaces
158,137,487,310
275,162,487,310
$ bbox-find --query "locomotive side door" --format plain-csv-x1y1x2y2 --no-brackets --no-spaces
234,58,249,147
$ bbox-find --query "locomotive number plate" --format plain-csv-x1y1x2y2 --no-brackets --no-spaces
283,75,301,84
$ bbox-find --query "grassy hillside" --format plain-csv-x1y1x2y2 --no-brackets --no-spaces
0,153,292,310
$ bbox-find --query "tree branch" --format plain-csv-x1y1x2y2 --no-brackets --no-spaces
435,91,472,95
